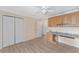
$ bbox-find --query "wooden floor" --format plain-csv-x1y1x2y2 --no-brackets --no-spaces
0,36,79,53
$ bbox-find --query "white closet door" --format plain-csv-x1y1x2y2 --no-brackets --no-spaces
0,16,2,49
15,17,24,43
3,16,14,47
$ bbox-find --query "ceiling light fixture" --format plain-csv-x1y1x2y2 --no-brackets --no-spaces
36,6,54,15
40,6,49,14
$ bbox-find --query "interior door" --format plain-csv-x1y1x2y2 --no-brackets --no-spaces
36,21,43,37
3,16,14,47
15,17,24,43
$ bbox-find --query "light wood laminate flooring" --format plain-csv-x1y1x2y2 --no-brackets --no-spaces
0,36,79,53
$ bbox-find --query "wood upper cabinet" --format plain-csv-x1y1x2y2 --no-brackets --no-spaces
56,16,63,25
48,12,79,27
76,12,79,25
71,12,77,25
62,14,71,25
62,12,77,26
48,17,57,27
48,16,63,27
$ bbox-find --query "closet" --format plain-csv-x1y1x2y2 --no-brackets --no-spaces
0,16,2,48
15,17,24,44
1,15,24,48
2,16,14,47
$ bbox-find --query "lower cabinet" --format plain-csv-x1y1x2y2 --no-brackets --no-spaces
47,32,53,42
0,15,24,48
58,36,79,48
47,32,57,42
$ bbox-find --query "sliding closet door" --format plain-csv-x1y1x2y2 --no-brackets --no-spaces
0,16,2,49
3,16,14,47
15,17,24,43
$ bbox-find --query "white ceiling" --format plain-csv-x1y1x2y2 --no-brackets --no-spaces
0,6,79,19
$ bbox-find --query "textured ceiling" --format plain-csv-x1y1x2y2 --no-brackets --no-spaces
0,6,79,19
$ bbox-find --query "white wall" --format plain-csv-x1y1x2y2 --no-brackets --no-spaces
23,17,36,41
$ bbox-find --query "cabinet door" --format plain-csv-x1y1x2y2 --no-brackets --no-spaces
71,13,77,25
48,16,63,27
62,15,68,25
48,17,57,27
63,14,71,25
56,16,63,26
3,16,14,47
15,17,24,43
47,32,53,42
76,12,79,26
63,13,77,26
